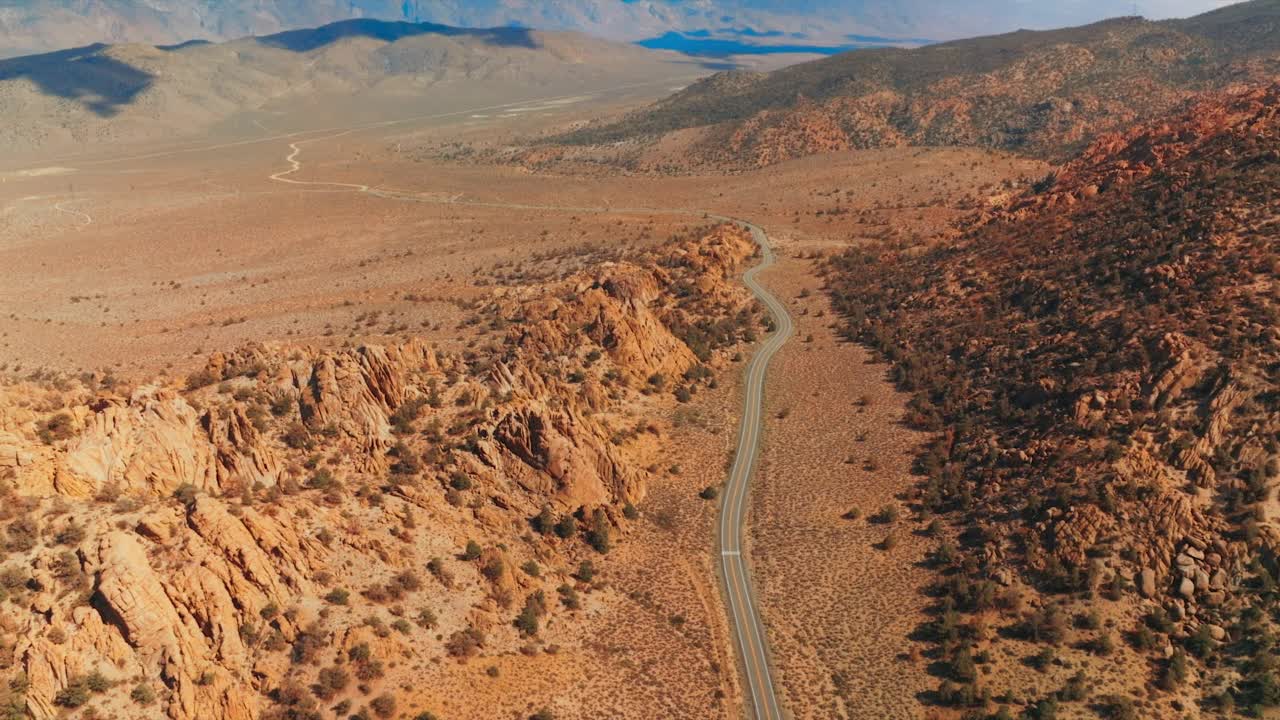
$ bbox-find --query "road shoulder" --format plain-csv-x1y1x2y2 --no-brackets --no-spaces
750,248,935,719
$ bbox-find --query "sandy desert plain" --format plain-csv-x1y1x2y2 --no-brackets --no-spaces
0,73,1048,720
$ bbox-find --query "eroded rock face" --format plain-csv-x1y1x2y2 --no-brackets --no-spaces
491,400,642,510
0,223,758,720
64,389,218,499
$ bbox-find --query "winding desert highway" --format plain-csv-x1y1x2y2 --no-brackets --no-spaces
718,222,792,720
269,138,791,719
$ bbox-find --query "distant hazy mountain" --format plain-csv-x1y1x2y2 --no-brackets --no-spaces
0,18,694,158
0,0,1234,59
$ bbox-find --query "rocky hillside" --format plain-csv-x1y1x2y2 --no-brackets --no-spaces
553,0,1280,167
0,225,761,720
823,84,1279,716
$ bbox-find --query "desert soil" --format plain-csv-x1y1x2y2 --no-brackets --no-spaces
0,94,1047,718
747,248,934,719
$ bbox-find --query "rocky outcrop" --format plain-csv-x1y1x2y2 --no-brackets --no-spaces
488,400,643,510
63,388,218,498
203,405,283,491
0,223,757,720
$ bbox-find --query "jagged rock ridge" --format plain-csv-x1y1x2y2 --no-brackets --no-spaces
0,224,759,719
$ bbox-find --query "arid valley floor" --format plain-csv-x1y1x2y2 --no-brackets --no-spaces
0,76,1048,719
3,2,1280,718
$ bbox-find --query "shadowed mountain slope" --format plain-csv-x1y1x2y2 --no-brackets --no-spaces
0,18,695,158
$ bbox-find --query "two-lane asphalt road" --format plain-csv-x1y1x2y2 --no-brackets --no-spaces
718,221,792,720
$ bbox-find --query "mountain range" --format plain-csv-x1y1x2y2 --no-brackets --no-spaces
0,19,697,159
552,0,1280,164
0,0,1234,60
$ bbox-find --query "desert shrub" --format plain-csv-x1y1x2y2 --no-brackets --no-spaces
515,591,547,637
415,608,438,629
1078,610,1101,631
314,666,349,700
1027,697,1058,720
388,441,420,476
1030,647,1056,672
50,550,82,583
461,541,482,561
872,505,900,523
347,643,371,663
1061,670,1088,701
263,681,319,720
446,628,485,658
0,696,23,720
173,483,200,507
281,422,313,450
1105,696,1137,720
291,623,326,665
392,570,422,593
130,683,156,705
54,678,91,708
480,555,504,583
553,515,577,539
1091,632,1115,656
323,588,349,605
54,521,84,547
515,605,539,637
558,584,581,610
354,660,385,682
531,506,557,535
390,397,428,434
38,413,76,445
1158,649,1188,690
84,672,110,693
1131,624,1157,651
699,486,719,500
370,694,396,718
307,469,339,492
1022,605,1068,644
586,509,611,554
0,567,28,593
949,648,976,682
4,517,37,553
1185,623,1216,658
